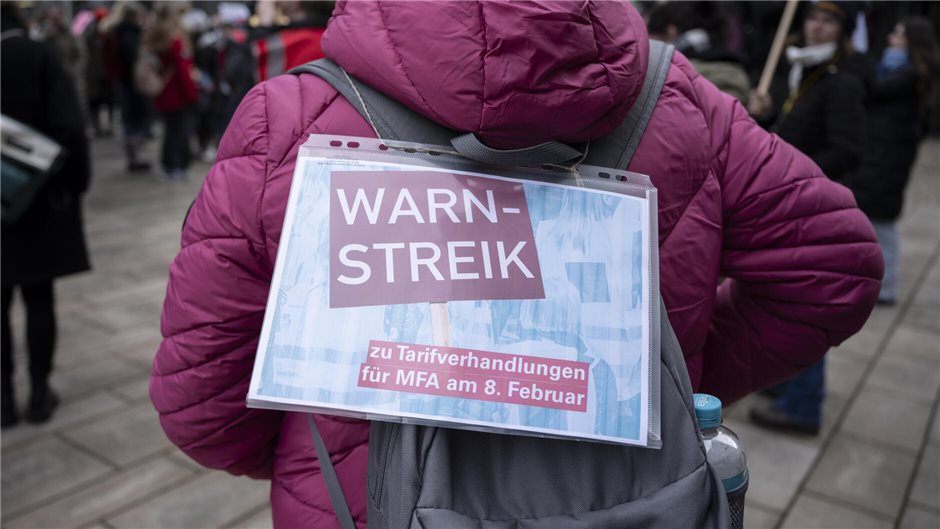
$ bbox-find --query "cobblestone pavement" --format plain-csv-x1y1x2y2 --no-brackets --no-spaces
1,134,937,529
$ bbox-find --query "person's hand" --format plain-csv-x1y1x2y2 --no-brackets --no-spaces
747,90,773,119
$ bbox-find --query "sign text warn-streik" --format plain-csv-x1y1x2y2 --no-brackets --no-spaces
329,170,544,308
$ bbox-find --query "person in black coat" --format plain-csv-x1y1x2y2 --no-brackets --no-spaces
1,4,91,427
746,1,873,436
848,16,940,304
113,2,152,172
748,1,871,183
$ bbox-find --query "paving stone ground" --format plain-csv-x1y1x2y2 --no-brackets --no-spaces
1,133,937,529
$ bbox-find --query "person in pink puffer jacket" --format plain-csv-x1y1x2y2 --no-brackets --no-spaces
150,2,883,527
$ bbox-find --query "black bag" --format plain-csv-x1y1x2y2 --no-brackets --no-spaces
1,114,67,222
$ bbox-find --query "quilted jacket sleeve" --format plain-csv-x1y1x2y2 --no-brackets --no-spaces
696,76,884,402
150,84,280,479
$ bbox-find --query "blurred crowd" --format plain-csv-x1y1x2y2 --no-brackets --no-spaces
6,1,937,178
11,0,333,180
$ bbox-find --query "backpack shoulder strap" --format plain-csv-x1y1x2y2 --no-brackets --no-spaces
307,414,356,529
290,39,673,169
584,40,675,168
290,60,584,164
289,59,455,145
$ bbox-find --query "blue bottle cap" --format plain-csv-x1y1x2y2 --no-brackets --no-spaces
694,393,722,430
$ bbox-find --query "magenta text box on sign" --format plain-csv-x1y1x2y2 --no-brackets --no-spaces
329,171,544,308
358,340,590,412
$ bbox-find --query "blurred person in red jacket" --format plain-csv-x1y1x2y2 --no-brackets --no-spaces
251,1,333,82
142,3,199,180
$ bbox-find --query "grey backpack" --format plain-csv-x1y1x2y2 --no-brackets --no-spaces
291,41,730,529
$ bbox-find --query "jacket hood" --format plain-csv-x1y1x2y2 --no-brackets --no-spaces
322,0,649,149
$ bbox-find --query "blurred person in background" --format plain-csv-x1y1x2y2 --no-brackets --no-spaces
109,2,153,172
1,3,91,428
82,7,118,138
190,8,224,163
33,6,89,124
847,16,940,305
747,0,872,436
249,0,332,82
748,1,872,182
191,3,256,163
217,3,255,135
142,3,199,181
645,1,751,104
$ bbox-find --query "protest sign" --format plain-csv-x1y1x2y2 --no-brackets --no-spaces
248,137,658,446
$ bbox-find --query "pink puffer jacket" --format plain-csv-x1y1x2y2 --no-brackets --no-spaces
151,2,883,527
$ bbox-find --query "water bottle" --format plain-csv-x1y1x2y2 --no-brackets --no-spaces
694,393,748,529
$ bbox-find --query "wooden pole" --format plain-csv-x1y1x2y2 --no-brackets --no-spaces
757,0,800,94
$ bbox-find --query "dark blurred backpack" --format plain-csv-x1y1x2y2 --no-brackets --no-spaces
290,41,731,529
